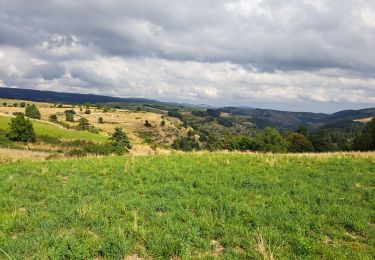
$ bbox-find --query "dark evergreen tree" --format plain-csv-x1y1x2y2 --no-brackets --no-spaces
110,127,132,149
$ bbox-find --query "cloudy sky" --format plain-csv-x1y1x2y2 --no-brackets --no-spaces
0,0,374,112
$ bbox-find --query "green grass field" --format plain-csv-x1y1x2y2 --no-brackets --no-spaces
0,153,374,259
0,115,108,142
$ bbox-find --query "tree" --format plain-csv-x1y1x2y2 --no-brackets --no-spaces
49,114,58,122
297,124,309,136
77,117,90,131
353,118,375,151
255,127,288,152
25,104,41,119
13,103,19,107
98,117,104,124
110,127,131,149
310,130,333,152
64,109,75,122
20,102,26,108
283,131,314,153
7,113,36,142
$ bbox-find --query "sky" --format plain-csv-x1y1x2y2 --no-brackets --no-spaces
0,0,374,113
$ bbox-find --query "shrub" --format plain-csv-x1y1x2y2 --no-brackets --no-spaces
13,103,19,107
2,102,7,107
25,104,41,119
144,120,152,127
7,113,36,142
160,120,166,127
49,114,58,122
84,109,91,114
20,102,26,108
172,136,200,151
98,117,104,124
110,127,132,149
64,109,75,122
76,117,90,131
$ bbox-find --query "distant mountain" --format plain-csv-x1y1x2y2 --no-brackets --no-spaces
0,87,374,130
0,87,159,104
216,106,375,129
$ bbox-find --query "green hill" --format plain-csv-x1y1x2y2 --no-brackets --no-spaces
0,153,373,259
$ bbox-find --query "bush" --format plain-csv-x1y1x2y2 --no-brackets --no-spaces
7,113,36,142
64,110,75,122
49,114,58,122
144,120,152,127
172,136,200,151
2,102,7,107
110,127,132,149
20,102,26,108
25,104,41,119
160,120,166,127
98,117,104,124
76,117,90,131
84,109,91,114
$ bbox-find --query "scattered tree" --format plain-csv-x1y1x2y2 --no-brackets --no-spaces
7,113,36,142
25,104,41,119
110,127,132,149
64,109,75,122
77,117,90,131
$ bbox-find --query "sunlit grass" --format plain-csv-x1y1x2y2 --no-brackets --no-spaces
0,115,108,142
0,153,374,259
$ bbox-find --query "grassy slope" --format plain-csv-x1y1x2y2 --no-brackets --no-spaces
0,115,107,142
0,154,374,259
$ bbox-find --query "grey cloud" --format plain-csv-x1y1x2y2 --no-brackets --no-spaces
0,0,374,111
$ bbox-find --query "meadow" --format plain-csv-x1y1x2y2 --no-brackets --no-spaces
0,115,108,143
0,153,374,259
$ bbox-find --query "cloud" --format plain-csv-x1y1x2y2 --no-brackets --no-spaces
0,0,374,112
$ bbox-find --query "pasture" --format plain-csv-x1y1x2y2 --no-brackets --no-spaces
0,153,374,259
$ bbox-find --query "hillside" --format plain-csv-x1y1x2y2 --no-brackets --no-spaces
0,153,374,259
1,87,374,131
0,98,190,156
